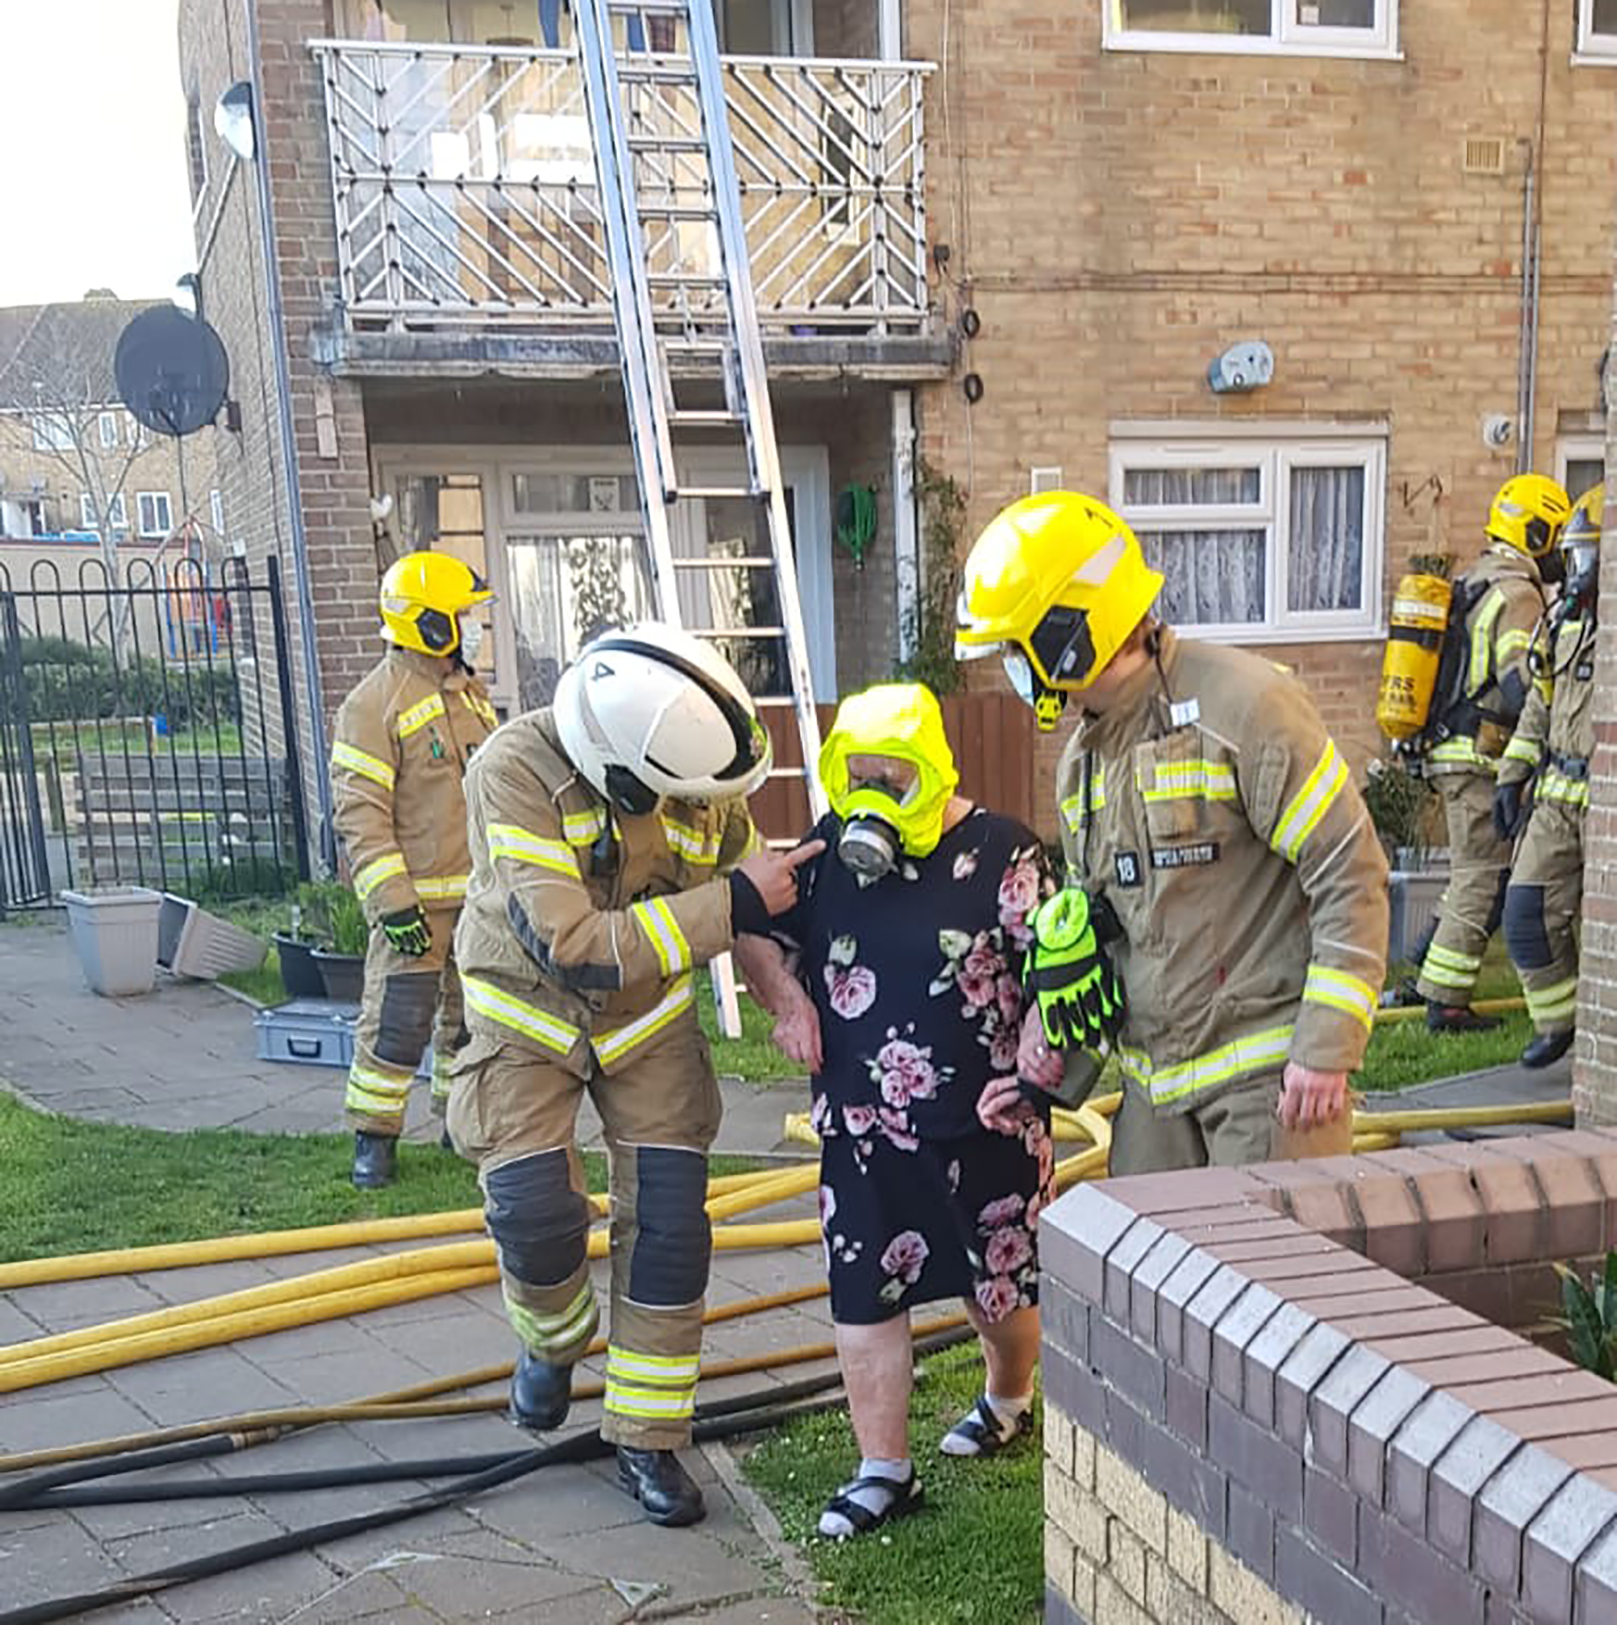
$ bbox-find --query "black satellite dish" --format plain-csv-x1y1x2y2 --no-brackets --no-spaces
115,306,230,438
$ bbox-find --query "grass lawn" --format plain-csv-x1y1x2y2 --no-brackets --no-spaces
743,1339,1041,1625
0,1092,760,1264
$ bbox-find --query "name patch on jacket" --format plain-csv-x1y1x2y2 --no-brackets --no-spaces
1151,842,1221,871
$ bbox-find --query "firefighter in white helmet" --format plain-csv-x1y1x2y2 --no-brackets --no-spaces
331,551,498,1190
955,492,1389,1174
447,623,821,1527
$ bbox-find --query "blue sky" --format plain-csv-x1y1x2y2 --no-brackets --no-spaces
0,0,195,305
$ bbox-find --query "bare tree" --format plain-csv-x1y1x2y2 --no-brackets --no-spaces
0,298,168,653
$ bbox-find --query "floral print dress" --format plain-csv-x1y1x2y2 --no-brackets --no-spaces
773,807,1056,1326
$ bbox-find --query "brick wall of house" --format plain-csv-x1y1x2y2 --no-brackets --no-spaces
905,0,1616,838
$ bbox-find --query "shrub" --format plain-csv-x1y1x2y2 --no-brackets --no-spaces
19,635,241,730
295,880,370,955
1362,756,1436,863
1554,1252,1617,1380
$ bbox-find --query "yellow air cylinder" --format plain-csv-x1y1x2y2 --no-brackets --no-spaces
1376,569,1452,741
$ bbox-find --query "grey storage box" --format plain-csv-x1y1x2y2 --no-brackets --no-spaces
255,998,359,1068
158,894,268,981
61,886,163,997
1388,868,1449,966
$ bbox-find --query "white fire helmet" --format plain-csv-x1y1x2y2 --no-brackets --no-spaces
552,623,772,814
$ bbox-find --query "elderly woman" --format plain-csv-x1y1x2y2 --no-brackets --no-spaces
737,683,1059,1539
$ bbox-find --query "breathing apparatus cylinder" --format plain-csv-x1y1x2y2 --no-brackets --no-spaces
1376,569,1453,742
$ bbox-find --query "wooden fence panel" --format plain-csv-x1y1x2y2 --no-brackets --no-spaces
747,692,1035,842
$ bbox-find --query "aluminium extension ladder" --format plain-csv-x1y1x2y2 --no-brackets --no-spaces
570,0,828,1034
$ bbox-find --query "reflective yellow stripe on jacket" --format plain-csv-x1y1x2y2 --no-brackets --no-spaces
1061,766,1106,836
1271,742,1348,863
1302,963,1377,1034
1428,736,1497,773
397,693,448,739
1468,588,1506,695
488,824,582,877
564,807,608,848
594,976,695,1067
414,874,469,902
659,813,724,866
630,896,692,977
1119,1024,1295,1108
461,974,581,1057
353,851,407,902
1501,734,1543,770
1137,759,1237,804
332,741,395,790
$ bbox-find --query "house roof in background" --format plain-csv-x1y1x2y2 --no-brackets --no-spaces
0,296,161,411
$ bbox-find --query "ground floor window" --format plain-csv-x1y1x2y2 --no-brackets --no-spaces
1557,434,1606,506
1109,426,1386,641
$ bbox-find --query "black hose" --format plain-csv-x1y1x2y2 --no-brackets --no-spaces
0,1437,236,1510
0,1397,843,1625
0,1326,974,1625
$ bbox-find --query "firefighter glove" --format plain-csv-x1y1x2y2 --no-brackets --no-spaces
1492,779,1529,843
1023,888,1124,1050
382,904,432,957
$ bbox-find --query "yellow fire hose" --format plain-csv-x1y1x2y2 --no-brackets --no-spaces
0,1282,837,1474
0,1163,804,1294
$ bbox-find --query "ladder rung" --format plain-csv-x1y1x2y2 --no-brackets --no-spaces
668,408,743,427
669,554,773,568
673,485,758,500
609,0,689,13
647,272,727,288
616,63,700,84
627,135,707,153
638,203,719,222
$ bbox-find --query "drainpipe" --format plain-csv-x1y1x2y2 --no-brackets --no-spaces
892,389,920,665
244,0,335,866
1515,144,1537,476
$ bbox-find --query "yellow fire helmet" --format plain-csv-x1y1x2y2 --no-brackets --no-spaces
379,550,494,657
955,491,1164,730
1485,473,1571,560
1561,483,1605,603
818,682,960,863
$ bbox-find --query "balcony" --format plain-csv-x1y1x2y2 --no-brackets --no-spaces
309,39,937,370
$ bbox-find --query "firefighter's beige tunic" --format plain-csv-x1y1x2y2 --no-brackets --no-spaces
1498,612,1594,1038
448,708,757,1450
1415,546,1544,1005
1056,630,1388,1174
330,648,497,1135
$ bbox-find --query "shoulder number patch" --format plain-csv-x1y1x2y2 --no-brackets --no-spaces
1114,851,1142,888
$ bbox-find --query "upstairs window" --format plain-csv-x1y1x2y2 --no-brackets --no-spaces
137,491,174,538
1105,0,1397,57
1110,428,1386,641
1579,0,1617,58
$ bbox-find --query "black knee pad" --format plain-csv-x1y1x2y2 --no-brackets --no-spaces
1503,884,1553,971
374,971,438,1066
484,1150,590,1288
628,1146,712,1307
1484,868,1509,937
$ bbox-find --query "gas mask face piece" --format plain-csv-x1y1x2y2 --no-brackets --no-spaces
818,683,961,885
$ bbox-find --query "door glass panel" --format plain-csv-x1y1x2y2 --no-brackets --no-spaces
505,533,654,708
722,0,777,52
511,472,641,516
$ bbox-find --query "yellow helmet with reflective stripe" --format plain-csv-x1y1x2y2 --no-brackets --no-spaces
1485,473,1570,560
955,491,1164,730
379,551,493,656
819,683,959,860
1560,483,1604,604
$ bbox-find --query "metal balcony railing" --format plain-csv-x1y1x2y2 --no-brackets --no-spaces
309,39,933,336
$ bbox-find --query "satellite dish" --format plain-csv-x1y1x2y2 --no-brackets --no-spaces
115,306,230,438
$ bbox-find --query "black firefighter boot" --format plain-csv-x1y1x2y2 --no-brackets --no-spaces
350,1131,398,1189
510,1351,572,1431
1426,1002,1501,1034
616,1446,707,1527
1521,1029,1575,1069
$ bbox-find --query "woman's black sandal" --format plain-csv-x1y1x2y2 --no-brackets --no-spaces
818,1470,925,1538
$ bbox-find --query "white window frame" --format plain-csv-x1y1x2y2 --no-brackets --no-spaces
1556,434,1606,500
1577,0,1617,60
1109,422,1387,644
31,413,74,453
97,411,119,450
136,491,173,538
210,488,225,535
79,493,128,533
1104,0,1399,60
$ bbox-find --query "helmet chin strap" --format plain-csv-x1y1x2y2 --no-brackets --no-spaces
603,763,659,817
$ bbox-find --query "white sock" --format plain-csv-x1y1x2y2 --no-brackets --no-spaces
986,1391,1032,1427
817,1456,912,1538
941,1393,1031,1456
